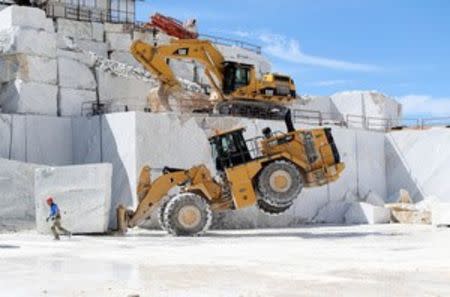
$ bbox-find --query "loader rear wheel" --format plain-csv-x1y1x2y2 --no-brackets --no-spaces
257,160,303,208
257,199,293,215
157,195,173,231
164,193,212,236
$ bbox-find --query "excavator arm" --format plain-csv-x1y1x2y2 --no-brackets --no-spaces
130,39,226,99
116,165,208,233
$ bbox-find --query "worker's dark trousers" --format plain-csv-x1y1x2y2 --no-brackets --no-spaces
51,216,70,240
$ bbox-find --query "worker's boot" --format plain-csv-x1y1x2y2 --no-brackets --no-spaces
54,234,60,241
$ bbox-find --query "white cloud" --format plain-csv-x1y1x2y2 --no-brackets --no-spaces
397,95,450,117
211,30,380,72
258,33,379,72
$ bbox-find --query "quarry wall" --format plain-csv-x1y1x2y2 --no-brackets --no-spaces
1,112,393,229
0,6,445,233
0,6,273,117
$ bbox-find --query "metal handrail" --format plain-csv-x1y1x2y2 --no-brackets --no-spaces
199,33,261,54
80,99,449,131
421,116,450,128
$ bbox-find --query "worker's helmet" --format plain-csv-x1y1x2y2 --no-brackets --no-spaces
46,197,53,205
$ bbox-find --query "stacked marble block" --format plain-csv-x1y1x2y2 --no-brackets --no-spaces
0,158,43,230
0,158,112,233
296,91,403,129
55,18,106,116
35,163,112,234
0,6,57,115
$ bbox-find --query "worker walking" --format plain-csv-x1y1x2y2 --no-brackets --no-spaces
46,197,71,240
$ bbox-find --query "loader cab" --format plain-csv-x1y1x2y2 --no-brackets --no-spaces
209,128,253,172
222,62,253,94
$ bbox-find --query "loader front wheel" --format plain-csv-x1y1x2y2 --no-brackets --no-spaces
164,193,212,236
157,195,173,231
257,160,303,207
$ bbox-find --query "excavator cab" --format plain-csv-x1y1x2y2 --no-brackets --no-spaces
222,62,253,94
209,128,253,171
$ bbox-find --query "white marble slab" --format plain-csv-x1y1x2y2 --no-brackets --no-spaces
34,163,112,234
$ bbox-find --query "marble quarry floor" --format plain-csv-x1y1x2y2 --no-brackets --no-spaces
1,224,449,297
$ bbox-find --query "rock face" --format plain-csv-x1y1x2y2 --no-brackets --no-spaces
0,27,56,58
0,114,73,164
0,158,43,231
0,7,58,115
34,163,112,234
0,80,58,115
58,57,97,90
0,54,57,84
0,6,53,32
385,128,450,203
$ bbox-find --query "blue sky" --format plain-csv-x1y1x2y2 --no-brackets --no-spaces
136,1,450,117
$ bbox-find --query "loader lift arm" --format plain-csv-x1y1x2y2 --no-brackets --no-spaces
131,39,227,99
116,165,208,232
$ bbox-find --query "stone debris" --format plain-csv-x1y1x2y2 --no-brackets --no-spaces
398,188,413,204
35,163,112,234
385,191,433,224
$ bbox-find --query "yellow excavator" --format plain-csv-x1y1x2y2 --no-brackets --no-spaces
117,115,345,236
130,38,297,118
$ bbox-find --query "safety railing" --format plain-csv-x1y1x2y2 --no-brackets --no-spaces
44,3,134,24
293,109,345,126
42,3,261,54
420,116,450,128
199,33,261,54
80,100,449,132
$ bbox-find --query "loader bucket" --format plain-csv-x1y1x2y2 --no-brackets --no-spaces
116,205,129,234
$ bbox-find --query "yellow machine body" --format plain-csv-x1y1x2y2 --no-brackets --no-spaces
117,124,344,233
130,39,297,110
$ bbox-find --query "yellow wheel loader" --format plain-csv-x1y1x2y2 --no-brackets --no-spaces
117,113,345,236
130,38,296,118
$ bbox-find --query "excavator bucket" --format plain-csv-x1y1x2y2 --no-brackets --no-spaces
148,85,172,112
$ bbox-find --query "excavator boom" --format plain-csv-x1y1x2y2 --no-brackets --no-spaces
131,39,226,99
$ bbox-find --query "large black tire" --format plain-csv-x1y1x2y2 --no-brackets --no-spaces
257,160,303,208
157,195,173,231
257,199,293,215
164,193,212,236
